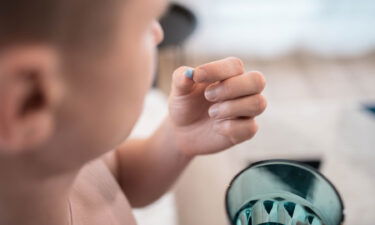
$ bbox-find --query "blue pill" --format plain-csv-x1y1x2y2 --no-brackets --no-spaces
185,69,194,79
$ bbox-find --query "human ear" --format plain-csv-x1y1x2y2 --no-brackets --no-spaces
0,46,63,154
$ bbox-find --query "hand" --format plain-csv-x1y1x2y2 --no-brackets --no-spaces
168,57,267,157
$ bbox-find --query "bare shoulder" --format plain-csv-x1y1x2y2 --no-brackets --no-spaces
72,157,121,201
101,150,121,181
69,158,137,225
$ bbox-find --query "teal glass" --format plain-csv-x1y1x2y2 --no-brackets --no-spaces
225,160,344,225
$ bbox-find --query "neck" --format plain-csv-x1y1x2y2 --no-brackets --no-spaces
0,156,79,225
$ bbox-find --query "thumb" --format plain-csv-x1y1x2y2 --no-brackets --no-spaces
171,66,196,96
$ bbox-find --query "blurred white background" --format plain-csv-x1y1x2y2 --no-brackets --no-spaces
177,0,375,57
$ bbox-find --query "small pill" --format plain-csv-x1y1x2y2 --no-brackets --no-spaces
184,68,194,79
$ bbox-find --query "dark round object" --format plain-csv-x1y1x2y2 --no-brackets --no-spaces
158,4,197,48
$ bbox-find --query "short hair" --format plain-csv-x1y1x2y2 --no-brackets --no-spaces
0,0,122,55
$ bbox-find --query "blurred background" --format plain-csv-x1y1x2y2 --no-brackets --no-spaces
132,1,375,225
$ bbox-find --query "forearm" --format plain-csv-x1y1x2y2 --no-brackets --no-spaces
116,117,193,207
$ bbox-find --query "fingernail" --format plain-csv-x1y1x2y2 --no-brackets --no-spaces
209,106,219,118
205,89,216,101
184,69,194,79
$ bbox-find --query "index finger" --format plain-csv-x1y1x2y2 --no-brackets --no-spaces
193,57,245,83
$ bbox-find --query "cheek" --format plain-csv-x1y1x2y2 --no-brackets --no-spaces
118,35,156,118
101,31,157,142
133,35,157,96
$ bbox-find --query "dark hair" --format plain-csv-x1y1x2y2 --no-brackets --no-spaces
0,0,122,54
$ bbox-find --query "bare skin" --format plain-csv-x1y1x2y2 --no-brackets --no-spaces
69,160,137,225
0,0,267,224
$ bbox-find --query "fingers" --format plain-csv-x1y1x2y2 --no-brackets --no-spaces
171,57,248,96
193,57,245,83
208,94,267,119
214,118,258,145
171,66,196,96
204,70,267,119
204,71,266,102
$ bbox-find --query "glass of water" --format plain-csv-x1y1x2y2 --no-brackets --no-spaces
225,160,344,225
